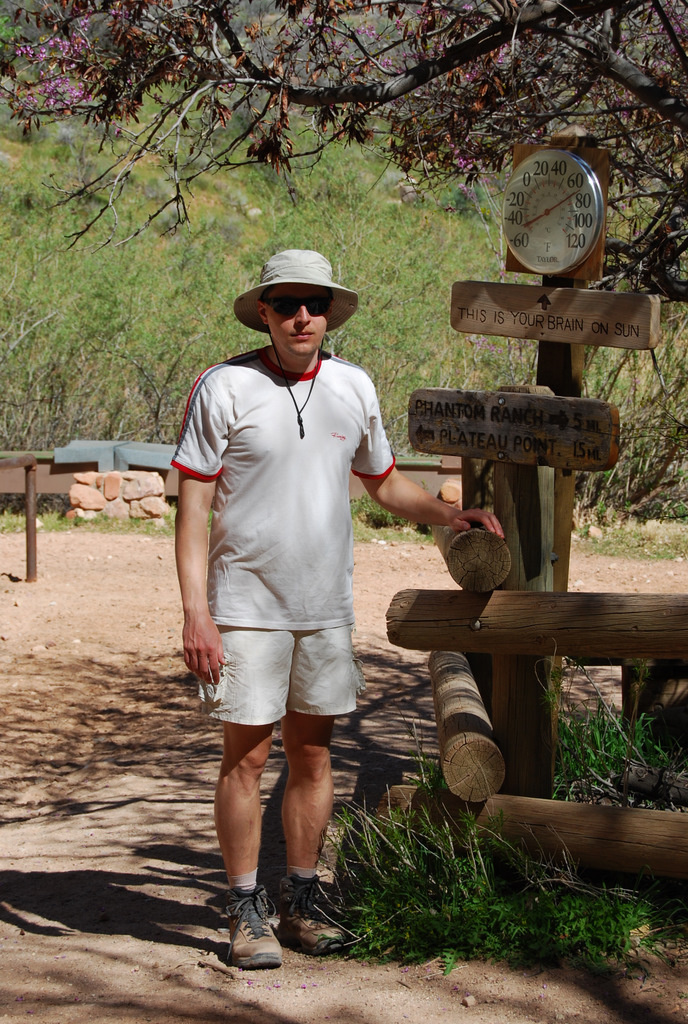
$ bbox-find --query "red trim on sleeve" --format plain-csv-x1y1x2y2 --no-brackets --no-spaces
352,457,396,481
171,460,222,482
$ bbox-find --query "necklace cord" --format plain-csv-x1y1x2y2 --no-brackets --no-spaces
270,341,321,439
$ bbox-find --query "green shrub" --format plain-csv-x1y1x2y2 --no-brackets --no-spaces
335,701,688,969
336,798,687,969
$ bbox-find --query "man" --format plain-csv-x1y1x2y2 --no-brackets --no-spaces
173,250,503,969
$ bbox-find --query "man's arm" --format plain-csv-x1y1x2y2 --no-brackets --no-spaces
362,467,504,537
175,472,225,683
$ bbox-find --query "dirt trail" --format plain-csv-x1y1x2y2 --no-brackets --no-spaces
1,531,687,1023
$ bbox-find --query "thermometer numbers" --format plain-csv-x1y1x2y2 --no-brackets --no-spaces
502,150,604,273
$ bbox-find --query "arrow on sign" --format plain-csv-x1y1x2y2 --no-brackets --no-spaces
538,294,552,310
415,424,435,445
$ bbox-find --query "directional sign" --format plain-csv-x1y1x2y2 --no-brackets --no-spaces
409,388,619,471
451,282,661,350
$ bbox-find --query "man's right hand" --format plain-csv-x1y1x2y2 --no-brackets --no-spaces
182,609,225,684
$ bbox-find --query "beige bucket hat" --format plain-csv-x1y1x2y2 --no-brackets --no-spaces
233,249,359,333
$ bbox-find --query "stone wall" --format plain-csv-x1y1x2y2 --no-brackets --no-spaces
68,470,170,521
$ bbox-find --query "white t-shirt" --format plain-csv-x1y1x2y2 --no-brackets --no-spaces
172,347,395,629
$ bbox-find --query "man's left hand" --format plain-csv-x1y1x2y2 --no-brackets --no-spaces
446,506,504,537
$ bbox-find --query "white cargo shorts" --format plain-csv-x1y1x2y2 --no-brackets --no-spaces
198,624,366,725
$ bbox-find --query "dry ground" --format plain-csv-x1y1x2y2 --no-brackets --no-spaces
1,529,687,1024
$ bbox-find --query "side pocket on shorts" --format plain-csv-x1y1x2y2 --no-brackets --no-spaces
199,656,237,719
352,652,366,696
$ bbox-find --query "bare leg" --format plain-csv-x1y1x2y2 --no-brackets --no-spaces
280,711,336,869
215,721,274,880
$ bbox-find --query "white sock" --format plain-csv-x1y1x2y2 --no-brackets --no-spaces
229,869,258,891
287,865,317,880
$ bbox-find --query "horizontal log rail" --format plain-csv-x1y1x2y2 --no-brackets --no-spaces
387,589,688,659
381,785,688,880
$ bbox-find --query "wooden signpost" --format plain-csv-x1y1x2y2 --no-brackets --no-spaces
382,126,688,878
456,132,618,797
386,127,687,850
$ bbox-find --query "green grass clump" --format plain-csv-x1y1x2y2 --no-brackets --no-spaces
573,517,688,560
0,507,175,537
555,701,682,807
336,698,688,971
555,660,685,808
336,800,686,970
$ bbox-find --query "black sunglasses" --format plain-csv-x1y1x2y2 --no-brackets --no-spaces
263,294,331,317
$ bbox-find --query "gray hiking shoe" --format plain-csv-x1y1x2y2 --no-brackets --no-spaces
276,874,346,956
226,885,282,969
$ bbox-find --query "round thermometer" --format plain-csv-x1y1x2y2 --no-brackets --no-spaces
502,149,605,274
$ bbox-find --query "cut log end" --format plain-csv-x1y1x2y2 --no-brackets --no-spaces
432,525,511,592
442,738,505,802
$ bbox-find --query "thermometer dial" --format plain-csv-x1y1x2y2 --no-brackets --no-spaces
502,149,605,274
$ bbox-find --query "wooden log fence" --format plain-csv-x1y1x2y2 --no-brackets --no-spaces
386,130,687,878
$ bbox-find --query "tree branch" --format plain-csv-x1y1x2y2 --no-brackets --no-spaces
650,0,688,79
283,1,621,108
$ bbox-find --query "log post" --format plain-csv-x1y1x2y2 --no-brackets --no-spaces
537,125,605,594
621,658,688,715
429,651,505,801
0,453,37,582
536,337,583,594
431,525,511,592
492,389,556,798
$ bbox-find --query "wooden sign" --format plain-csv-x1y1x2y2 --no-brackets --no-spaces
451,282,661,350
409,388,619,471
